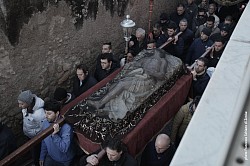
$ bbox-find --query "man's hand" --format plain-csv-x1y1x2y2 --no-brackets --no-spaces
86,154,99,165
209,47,215,58
206,46,212,52
52,123,60,135
129,41,134,47
186,65,193,71
39,160,44,166
191,69,197,80
173,35,178,44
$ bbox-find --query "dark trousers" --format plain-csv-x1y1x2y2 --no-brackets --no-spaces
31,141,41,166
44,155,73,166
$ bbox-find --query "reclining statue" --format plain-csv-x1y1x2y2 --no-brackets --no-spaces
88,48,182,121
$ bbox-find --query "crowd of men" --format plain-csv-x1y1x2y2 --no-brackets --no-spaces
1,0,249,165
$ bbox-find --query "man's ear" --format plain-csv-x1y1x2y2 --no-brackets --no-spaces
56,111,60,117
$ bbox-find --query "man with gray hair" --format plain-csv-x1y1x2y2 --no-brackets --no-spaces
129,28,148,54
17,90,45,166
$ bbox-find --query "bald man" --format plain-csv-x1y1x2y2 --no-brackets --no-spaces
140,134,176,166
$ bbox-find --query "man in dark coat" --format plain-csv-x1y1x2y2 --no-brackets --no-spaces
141,134,175,166
81,138,137,166
170,3,192,29
191,57,210,98
210,24,231,43
185,27,213,66
72,64,97,98
192,7,207,32
158,13,175,32
177,18,194,61
94,53,120,82
207,38,225,67
95,42,120,76
156,22,184,60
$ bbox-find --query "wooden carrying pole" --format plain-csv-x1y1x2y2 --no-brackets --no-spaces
159,32,183,49
0,118,65,166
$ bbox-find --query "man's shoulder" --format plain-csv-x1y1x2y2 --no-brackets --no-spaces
193,38,202,44
61,123,72,130
86,75,98,83
143,140,155,154
198,72,210,81
42,119,50,129
123,153,137,165
185,28,194,36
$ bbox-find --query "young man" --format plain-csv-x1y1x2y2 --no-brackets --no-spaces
95,42,120,79
94,53,119,82
207,3,220,27
184,0,198,19
72,64,97,98
17,90,45,166
191,57,210,98
192,7,207,32
157,22,184,60
152,23,166,47
186,27,213,66
158,13,174,32
210,24,231,42
178,18,194,60
82,138,137,166
170,3,192,29
141,134,176,166
207,38,225,67
101,42,112,54
39,100,75,166
195,16,220,38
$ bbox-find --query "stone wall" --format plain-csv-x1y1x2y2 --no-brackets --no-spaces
0,0,177,139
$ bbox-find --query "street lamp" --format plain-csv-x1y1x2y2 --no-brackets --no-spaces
120,15,135,54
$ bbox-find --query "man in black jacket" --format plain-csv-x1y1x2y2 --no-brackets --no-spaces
207,38,225,67
72,64,97,98
191,57,210,98
141,134,175,166
81,138,137,166
94,53,119,82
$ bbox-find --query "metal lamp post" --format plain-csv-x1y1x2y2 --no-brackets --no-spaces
120,15,135,54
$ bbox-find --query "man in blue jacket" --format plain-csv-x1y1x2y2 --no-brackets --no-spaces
39,100,75,166
185,27,213,66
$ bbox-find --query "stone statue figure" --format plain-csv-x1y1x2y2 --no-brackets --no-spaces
88,48,182,121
